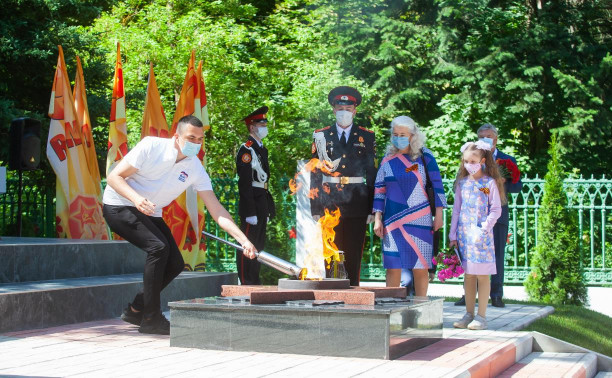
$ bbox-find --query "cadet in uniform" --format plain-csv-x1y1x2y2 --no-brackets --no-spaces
310,87,377,286
235,106,276,285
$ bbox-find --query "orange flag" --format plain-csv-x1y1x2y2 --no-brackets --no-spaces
106,43,128,175
141,63,169,139
73,56,104,200
162,51,209,271
46,46,109,240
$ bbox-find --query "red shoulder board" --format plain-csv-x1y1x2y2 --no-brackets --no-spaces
315,126,331,133
245,140,253,147
359,126,374,133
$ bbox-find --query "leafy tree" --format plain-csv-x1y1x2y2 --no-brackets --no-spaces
525,134,587,305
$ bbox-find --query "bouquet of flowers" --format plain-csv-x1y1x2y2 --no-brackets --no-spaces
496,158,520,184
432,246,464,282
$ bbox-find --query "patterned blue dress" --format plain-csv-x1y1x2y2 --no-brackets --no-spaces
449,176,502,275
373,148,447,269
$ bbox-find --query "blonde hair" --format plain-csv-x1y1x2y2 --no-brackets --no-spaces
454,143,507,204
385,116,426,160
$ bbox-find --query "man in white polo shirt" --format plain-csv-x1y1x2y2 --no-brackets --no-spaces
103,115,257,335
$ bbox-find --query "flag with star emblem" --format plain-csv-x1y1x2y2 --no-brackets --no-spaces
73,55,110,239
106,42,128,175
162,51,209,271
47,46,109,240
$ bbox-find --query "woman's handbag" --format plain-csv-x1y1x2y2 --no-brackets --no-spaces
420,151,436,214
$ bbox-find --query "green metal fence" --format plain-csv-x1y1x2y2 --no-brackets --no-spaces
1,175,610,285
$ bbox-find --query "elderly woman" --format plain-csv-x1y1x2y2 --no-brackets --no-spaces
373,116,447,295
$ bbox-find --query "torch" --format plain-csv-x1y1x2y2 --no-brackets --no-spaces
202,231,307,280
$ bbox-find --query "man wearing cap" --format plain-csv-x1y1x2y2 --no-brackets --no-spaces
235,106,276,285
310,86,377,286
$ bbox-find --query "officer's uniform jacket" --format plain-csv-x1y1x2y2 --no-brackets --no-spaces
310,125,376,218
236,136,275,220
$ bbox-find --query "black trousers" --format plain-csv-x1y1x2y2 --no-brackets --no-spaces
236,216,266,285
103,205,184,318
490,222,509,298
327,216,368,286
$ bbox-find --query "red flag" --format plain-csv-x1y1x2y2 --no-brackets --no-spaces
106,42,128,174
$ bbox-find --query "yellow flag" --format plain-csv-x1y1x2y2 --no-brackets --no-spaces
141,63,169,139
47,46,109,240
106,43,128,175
74,56,104,200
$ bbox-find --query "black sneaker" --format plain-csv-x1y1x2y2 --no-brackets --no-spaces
454,295,466,306
139,312,170,335
120,303,142,326
491,297,505,308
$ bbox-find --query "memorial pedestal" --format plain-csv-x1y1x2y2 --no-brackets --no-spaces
169,296,443,360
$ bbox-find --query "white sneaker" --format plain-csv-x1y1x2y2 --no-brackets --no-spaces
468,315,487,330
453,312,474,329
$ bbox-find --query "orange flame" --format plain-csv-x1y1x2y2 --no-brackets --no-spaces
320,208,341,264
308,188,319,199
300,208,341,279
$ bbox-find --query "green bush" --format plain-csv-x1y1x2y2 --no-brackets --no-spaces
525,135,587,305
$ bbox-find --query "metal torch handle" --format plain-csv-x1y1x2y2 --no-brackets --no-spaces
201,230,257,255
201,231,305,279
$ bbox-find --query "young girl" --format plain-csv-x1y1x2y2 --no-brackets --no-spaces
450,141,505,330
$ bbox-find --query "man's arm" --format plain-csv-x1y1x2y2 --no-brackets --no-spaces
236,146,257,219
197,190,257,258
106,159,155,216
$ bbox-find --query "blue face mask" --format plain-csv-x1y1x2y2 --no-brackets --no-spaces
392,136,410,150
479,137,494,148
180,138,201,157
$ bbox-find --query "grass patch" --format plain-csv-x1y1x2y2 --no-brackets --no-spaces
443,297,612,357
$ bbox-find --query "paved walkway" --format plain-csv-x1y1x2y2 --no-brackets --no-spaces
0,303,554,377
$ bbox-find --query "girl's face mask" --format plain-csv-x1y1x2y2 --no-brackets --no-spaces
465,162,481,176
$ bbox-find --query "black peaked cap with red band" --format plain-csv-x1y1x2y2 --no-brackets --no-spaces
328,86,362,107
243,106,269,125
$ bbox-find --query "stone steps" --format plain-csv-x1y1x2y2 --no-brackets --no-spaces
498,352,598,378
0,237,144,283
0,271,236,333
0,238,238,333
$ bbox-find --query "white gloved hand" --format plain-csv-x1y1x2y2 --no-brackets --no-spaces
245,216,258,225
312,215,321,222
366,214,375,224
266,216,270,223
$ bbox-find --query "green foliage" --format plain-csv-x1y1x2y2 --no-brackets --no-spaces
525,134,587,305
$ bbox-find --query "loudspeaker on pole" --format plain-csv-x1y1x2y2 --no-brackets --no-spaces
9,117,41,171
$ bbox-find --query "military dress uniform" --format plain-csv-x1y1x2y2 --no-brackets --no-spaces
310,87,376,286
235,109,275,285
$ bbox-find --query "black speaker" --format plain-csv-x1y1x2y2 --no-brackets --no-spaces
9,118,41,171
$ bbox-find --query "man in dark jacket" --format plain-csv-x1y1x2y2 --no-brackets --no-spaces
310,87,377,286
235,106,276,285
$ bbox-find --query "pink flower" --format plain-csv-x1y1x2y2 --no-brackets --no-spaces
432,257,437,265
456,266,464,275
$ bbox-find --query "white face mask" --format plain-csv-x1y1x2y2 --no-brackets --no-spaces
256,126,268,139
335,110,353,127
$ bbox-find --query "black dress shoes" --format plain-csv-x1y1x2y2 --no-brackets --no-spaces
491,297,505,308
454,295,466,306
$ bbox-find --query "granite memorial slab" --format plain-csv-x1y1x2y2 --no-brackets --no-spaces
169,296,443,359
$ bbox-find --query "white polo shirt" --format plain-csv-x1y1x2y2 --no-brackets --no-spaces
103,136,213,217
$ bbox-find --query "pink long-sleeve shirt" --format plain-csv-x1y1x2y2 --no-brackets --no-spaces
449,176,502,241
